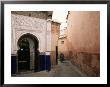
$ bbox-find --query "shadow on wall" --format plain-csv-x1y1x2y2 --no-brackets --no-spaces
69,51,100,77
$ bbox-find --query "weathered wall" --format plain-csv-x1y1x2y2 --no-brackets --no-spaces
67,11,100,76
51,21,60,66
67,11,100,53
12,11,48,19
58,37,69,60
58,29,70,60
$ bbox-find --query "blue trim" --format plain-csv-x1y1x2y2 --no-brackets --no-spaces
11,54,51,74
39,54,46,71
39,54,51,71
45,55,51,71
11,55,17,75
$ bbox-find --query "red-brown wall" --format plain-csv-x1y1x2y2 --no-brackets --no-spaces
67,11,100,76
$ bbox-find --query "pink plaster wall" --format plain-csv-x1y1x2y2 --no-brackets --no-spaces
67,11,100,54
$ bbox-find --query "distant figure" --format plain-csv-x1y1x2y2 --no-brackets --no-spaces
60,53,64,63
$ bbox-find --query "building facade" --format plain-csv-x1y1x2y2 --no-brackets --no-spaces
11,11,60,74
58,28,69,60
51,21,60,65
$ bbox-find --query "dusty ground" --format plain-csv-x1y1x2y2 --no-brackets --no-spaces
14,60,87,77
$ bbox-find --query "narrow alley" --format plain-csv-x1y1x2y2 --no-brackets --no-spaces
15,60,87,77
11,11,100,77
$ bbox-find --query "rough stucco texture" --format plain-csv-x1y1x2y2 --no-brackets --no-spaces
67,11,100,76
67,11,100,53
51,22,60,65
58,38,69,59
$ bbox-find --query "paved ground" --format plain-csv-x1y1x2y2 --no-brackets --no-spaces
15,60,87,77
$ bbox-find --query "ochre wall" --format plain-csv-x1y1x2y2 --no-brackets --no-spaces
51,22,60,66
67,11,100,76
58,37,69,60
67,11,100,53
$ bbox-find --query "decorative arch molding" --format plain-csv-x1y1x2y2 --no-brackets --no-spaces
17,33,40,72
17,33,39,49
15,31,41,52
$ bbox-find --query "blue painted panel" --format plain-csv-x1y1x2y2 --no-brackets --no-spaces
45,55,51,71
39,54,46,71
11,55,17,74
39,54,51,71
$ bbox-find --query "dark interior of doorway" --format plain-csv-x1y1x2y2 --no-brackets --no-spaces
56,46,58,65
18,38,30,72
17,33,39,72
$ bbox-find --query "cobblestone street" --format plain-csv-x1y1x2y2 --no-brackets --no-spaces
15,60,87,77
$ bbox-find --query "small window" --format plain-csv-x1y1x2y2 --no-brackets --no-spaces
61,41,64,44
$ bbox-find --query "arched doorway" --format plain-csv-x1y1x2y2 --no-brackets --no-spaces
17,33,39,72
